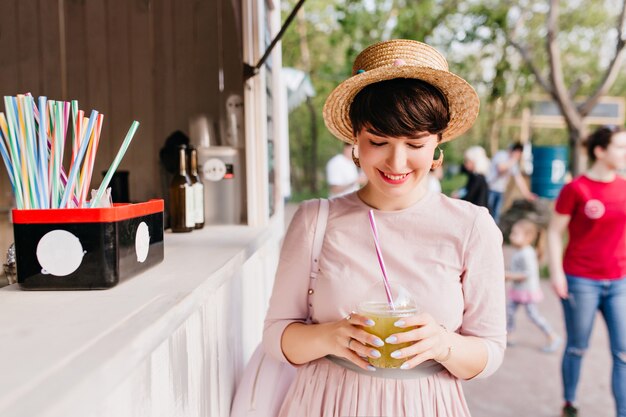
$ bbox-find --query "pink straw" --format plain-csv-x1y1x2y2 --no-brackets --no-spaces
367,210,395,310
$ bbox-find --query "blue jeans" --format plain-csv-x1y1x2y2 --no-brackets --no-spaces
488,190,504,224
561,275,626,416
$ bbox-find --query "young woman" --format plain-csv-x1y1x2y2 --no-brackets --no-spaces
263,39,506,417
548,126,626,417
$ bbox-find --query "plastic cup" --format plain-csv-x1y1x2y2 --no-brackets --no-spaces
358,301,417,368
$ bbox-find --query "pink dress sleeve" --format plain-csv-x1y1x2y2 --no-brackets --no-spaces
262,199,318,363
460,209,507,379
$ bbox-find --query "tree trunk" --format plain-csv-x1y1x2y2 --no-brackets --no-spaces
306,97,318,193
509,0,626,180
567,128,581,176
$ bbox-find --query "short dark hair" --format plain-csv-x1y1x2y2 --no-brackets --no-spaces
349,78,450,141
510,142,524,152
584,126,626,162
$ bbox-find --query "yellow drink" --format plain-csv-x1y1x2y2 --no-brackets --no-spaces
358,302,417,368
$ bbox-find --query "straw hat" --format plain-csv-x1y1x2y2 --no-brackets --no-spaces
323,39,480,143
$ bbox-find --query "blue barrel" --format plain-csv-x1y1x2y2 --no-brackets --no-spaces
531,146,568,200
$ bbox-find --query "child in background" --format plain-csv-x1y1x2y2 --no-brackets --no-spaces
506,218,561,352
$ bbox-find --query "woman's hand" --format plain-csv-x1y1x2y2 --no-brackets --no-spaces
551,274,569,299
547,212,570,300
383,312,452,369
322,313,385,371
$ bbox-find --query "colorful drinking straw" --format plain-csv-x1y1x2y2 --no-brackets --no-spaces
0,125,15,189
78,113,103,206
20,95,44,208
368,210,396,310
4,97,29,208
37,96,49,208
0,95,139,210
27,96,79,207
0,112,24,209
60,110,98,208
91,121,139,208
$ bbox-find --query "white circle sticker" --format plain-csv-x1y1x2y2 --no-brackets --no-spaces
36,230,85,276
135,222,150,263
203,158,227,182
584,199,605,219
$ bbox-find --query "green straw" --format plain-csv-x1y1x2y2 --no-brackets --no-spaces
91,121,139,208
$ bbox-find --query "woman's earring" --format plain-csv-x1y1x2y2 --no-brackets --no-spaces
351,145,361,168
431,147,444,170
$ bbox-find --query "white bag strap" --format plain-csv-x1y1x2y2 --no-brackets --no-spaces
307,199,329,323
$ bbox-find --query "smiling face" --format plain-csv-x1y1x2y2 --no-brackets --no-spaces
356,128,438,210
347,78,450,210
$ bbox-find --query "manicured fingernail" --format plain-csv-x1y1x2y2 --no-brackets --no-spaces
385,335,398,343
390,350,402,358
370,349,381,358
367,365,377,371
372,337,384,347
394,320,405,327
365,319,375,326
400,362,410,370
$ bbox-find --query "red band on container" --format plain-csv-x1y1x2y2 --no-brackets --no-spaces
12,199,164,224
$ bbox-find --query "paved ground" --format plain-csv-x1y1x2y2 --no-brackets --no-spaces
463,281,613,417
284,202,615,417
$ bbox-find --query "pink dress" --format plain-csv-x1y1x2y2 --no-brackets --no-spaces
263,191,506,417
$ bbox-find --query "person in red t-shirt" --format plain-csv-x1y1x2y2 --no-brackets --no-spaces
547,126,626,417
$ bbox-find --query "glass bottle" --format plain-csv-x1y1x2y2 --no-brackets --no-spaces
188,146,205,229
169,145,194,233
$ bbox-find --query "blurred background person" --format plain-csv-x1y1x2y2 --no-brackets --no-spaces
487,142,536,223
506,218,561,353
326,142,365,198
459,145,490,208
547,126,626,417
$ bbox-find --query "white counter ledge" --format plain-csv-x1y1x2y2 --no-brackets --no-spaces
0,214,285,417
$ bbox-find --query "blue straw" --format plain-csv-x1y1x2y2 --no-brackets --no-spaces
59,110,98,208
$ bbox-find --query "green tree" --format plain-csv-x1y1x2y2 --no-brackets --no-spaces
282,0,462,198
281,0,626,198
506,0,626,173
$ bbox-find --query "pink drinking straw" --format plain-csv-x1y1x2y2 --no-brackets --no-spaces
367,210,396,310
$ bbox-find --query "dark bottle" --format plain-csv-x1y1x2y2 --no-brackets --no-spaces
169,145,194,232
188,146,205,229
